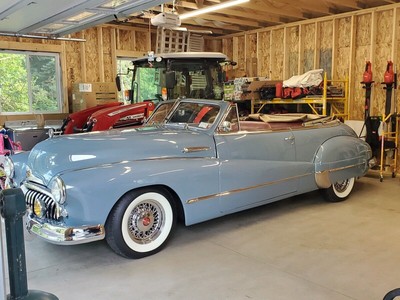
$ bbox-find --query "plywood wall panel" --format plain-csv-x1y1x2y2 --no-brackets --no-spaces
350,14,372,120
396,8,400,114
271,29,284,79
355,14,371,47
257,31,271,77
246,33,257,77
233,36,246,76
102,27,112,53
319,21,333,78
84,28,100,82
101,27,113,82
204,39,222,52
119,30,135,51
302,24,315,72
65,37,83,85
103,55,113,82
136,31,149,51
288,26,299,77
372,10,393,116
353,46,370,120
335,17,351,80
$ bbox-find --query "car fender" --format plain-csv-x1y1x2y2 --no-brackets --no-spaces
313,135,371,188
9,151,30,187
59,157,221,227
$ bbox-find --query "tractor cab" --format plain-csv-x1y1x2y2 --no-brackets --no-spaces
116,52,231,104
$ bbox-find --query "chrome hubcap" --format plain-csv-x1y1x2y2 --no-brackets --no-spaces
334,179,349,193
128,201,163,244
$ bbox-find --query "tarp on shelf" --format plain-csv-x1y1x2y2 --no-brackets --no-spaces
283,69,324,88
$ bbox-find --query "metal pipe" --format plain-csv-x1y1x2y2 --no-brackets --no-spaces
0,32,85,42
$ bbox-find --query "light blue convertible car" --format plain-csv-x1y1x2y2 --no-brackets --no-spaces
7,99,372,258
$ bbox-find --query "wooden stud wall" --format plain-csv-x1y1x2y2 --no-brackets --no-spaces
215,3,400,121
1,3,400,122
0,25,152,122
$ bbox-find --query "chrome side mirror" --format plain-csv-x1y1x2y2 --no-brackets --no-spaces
219,121,232,132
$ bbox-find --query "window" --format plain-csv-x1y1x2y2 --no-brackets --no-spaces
117,58,135,104
0,51,62,114
135,67,161,102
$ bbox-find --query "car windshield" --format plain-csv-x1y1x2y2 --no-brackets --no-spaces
146,101,176,125
164,102,220,129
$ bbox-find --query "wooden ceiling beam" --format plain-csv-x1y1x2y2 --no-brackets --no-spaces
213,7,284,24
190,13,263,27
183,18,242,31
324,0,365,9
295,1,333,15
179,0,306,20
195,0,204,7
243,0,307,20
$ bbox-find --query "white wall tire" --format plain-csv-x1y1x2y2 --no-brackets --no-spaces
106,188,176,259
322,177,355,202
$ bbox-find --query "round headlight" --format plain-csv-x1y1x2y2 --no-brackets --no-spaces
50,176,66,204
3,156,14,178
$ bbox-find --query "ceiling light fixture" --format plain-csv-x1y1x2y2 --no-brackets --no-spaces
179,0,250,20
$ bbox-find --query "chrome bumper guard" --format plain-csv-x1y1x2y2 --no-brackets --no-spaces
26,216,105,245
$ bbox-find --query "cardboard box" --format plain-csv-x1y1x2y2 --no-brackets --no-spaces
71,82,118,112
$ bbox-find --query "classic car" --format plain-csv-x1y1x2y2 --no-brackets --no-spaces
7,99,372,259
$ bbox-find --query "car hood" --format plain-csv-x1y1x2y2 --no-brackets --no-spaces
27,126,216,183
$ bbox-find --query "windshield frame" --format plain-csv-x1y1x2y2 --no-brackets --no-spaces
146,99,231,134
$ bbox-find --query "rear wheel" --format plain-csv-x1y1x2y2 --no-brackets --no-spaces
105,188,176,259
321,177,355,202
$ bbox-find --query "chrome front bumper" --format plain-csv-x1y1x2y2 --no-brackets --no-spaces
26,216,105,245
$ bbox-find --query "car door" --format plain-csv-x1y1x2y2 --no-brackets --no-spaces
214,107,299,213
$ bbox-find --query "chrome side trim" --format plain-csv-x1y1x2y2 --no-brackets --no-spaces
217,120,341,135
26,217,105,245
182,146,211,153
315,170,331,188
187,173,312,204
315,161,366,188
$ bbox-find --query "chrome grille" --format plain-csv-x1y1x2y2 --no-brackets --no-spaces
25,188,60,221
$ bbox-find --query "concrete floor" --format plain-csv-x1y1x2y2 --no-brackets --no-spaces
4,173,400,299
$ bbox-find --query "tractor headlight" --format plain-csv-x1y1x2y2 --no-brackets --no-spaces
3,156,14,178
50,176,66,204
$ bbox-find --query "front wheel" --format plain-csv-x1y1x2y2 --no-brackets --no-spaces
105,188,176,259
321,177,355,202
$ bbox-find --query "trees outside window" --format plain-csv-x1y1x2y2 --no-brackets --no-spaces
117,58,134,104
0,51,62,114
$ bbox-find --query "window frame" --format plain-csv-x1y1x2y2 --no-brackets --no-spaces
0,50,63,115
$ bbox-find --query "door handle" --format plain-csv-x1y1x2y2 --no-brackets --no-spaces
182,146,211,153
284,136,295,144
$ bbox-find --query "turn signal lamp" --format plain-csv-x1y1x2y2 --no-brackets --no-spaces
33,199,45,218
